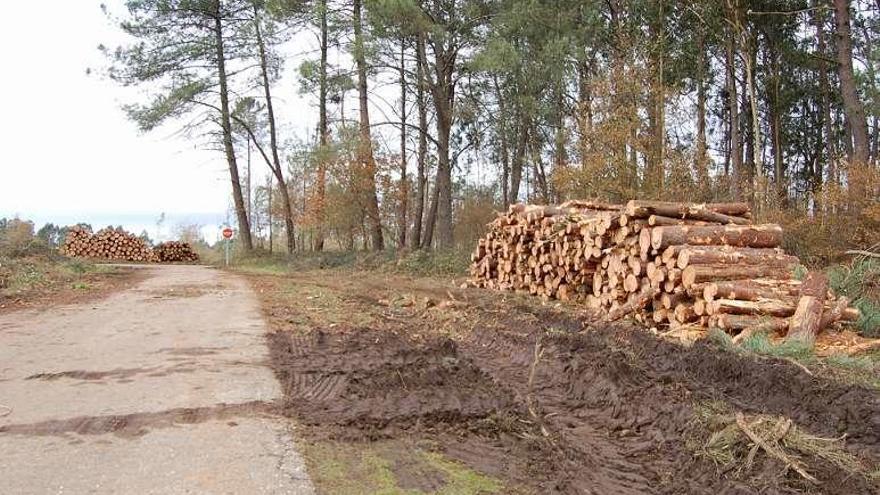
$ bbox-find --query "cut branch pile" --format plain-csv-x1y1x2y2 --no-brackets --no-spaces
154,241,200,263
469,200,859,343
61,226,156,262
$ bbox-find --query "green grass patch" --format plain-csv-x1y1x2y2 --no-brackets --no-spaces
738,332,815,362
227,248,471,279
828,257,880,337
707,328,815,363
302,440,503,495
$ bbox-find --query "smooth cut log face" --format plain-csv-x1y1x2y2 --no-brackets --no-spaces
651,224,783,251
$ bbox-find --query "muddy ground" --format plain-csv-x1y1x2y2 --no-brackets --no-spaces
247,269,880,494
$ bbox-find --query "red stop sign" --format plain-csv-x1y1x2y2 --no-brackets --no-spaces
222,227,234,239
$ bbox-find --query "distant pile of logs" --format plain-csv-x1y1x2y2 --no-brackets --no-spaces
154,241,199,263
61,226,155,262
61,226,200,264
470,200,859,344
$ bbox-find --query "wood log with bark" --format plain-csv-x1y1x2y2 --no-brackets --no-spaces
785,272,829,345
468,200,859,347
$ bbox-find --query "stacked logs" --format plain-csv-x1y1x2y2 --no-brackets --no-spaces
61,226,155,262
154,241,200,263
470,200,859,343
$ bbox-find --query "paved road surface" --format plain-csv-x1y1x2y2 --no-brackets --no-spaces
0,265,314,494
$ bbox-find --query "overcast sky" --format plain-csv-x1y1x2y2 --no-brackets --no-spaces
0,1,319,241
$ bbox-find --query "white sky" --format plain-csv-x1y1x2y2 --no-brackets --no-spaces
0,1,320,241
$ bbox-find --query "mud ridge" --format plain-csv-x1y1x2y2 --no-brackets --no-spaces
267,323,880,494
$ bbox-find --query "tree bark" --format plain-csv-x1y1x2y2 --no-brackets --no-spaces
650,224,784,251
682,264,793,289
423,181,439,249
254,5,294,253
427,43,456,249
510,118,528,202
676,247,797,270
494,75,510,206
816,3,833,193
786,272,829,345
767,41,785,203
410,33,428,249
695,27,709,186
833,0,870,164
353,0,384,250
397,37,408,248
725,17,742,196
213,7,252,251
577,58,593,170
315,0,328,251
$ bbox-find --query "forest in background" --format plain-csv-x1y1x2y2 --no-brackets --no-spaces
102,0,880,264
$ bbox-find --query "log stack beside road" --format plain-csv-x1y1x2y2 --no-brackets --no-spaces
61,226,156,262
61,226,199,264
154,241,200,263
469,200,858,344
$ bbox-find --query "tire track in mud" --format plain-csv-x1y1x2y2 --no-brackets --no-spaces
266,322,880,494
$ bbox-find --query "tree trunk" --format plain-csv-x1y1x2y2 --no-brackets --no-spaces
315,0,328,251
494,76,510,206
214,9,252,251
423,181,439,249
647,0,665,196
397,37,408,248
695,28,709,186
743,34,763,188
833,0,870,164
509,118,528,202
410,33,428,249
768,41,785,203
254,5,294,253
428,45,456,249
818,9,834,192
726,20,742,197
577,58,593,170
353,0,383,250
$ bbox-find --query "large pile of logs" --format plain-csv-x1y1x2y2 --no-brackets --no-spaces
61,226,155,262
470,200,859,343
154,241,199,263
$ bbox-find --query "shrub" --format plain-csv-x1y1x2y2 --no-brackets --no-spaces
828,257,880,337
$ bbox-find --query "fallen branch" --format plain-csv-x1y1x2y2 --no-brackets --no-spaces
526,334,549,437
845,250,880,259
735,412,819,484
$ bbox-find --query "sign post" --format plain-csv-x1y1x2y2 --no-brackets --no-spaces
222,227,234,266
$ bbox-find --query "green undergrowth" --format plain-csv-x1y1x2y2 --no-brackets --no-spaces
708,328,816,363
228,248,470,278
0,254,110,299
302,440,504,495
708,328,880,389
827,257,880,337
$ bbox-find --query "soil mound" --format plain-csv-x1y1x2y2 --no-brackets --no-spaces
268,323,880,494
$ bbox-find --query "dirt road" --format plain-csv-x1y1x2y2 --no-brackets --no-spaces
0,265,314,494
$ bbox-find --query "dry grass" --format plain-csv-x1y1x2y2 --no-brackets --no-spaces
692,401,879,485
